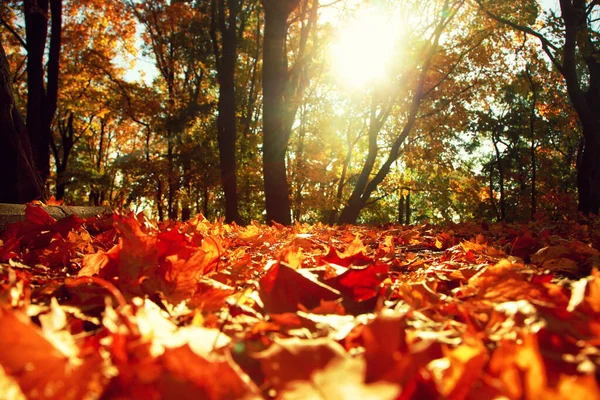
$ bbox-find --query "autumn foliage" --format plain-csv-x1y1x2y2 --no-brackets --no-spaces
1,205,599,399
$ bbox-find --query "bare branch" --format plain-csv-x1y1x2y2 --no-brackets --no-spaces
0,16,27,49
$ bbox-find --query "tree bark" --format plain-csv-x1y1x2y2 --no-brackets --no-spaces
398,194,405,224
0,41,43,203
476,0,600,214
261,0,300,225
405,190,411,225
525,66,537,219
559,0,600,214
50,112,74,200
491,129,506,221
24,0,62,187
211,0,242,224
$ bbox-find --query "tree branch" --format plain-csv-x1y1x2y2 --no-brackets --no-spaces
0,17,27,49
473,0,564,72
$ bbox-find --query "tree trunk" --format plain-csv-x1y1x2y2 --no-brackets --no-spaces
525,66,537,219
211,0,241,224
405,190,411,225
477,0,600,214
261,0,300,225
488,161,499,220
336,0,456,225
0,41,43,203
167,129,178,220
576,135,600,214
50,112,74,201
24,0,62,187
398,194,405,225
558,0,600,214
293,121,306,222
338,97,381,224
156,178,164,222
492,131,506,221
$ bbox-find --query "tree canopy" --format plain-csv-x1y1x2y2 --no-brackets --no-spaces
0,0,594,224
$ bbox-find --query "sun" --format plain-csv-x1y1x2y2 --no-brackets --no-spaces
330,8,401,89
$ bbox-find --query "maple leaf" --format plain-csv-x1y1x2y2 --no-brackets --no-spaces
259,263,341,314
319,241,372,268
509,234,542,260
103,298,259,399
0,309,105,399
531,242,599,277
427,336,487,399
254,337,348,392
25,203,57,227
44,196,64,206
111,213,164,297
277,356,400,400
325,263,387,303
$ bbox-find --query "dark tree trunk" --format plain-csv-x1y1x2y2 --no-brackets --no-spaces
491,131,506,221
50,112,74,200
261,0,300,225
211,0,242,224
156,178,164,221
166,129,178,220
525,66,537,219
477,0,600,214
0,41,43,203
405,190,411,225
89,117,105,206
576,135,600,214
557,1,600,214
202,184,209,218
488,161,500,220
181,156,192,221
24,0,62,187
398,194,405,225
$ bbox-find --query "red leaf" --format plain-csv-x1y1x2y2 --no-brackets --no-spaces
0,309,105,399
25,204,56,227
259,263,341,314
325,264,384,302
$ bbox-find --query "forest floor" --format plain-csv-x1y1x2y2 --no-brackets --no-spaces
0,203,599,399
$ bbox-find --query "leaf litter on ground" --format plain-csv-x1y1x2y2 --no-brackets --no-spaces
0,203,599,399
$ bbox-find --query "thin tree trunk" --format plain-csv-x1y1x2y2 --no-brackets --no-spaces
491,132,506,221
167,129,178,220
488,161,499,221
181,157,192,221
50,112,76,201
156,178,164,221
203,184,209,218
525,66,537,219
398,194,405,225
293,115,306,222
405,190,411,225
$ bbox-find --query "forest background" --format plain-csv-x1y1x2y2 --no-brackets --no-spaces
1,0,597,226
